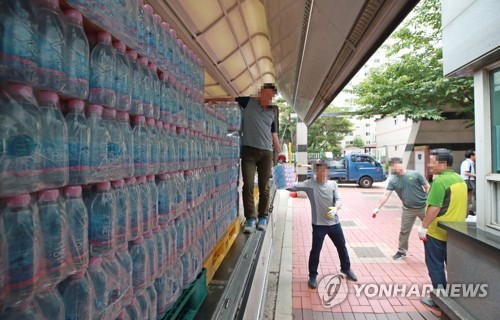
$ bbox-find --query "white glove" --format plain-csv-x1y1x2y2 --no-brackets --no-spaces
372,208,379,218
326,207,337,219
418,226,428,241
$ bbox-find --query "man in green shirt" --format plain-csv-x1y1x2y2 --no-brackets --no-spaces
373,157,430,260
418,149,467,309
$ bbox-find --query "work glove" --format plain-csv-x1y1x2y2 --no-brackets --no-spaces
372,208,379,218
326,207,337,220
418,226,428,242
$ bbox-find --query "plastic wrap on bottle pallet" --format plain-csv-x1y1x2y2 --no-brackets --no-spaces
0,84,42,197
0,0,38,84
35,0,66,92
62,9,90,99
273,163,297,189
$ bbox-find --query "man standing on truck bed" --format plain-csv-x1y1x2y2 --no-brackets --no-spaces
236,83,281,233
372,157,430,260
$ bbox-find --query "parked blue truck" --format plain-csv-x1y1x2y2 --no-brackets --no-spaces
307,153,387,188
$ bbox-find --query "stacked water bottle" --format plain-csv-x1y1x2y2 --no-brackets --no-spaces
1,0,239,319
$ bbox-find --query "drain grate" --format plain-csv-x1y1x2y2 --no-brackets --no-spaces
352,246,386,258
340,220,357,227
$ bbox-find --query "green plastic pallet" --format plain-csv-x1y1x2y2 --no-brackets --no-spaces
163,268,207,320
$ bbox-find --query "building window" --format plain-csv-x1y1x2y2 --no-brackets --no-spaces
374,58,380,63
489,67,500,228
395,146,398,151
366,123,370,127
365,132,370,136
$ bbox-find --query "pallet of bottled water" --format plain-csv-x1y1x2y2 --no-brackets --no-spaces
273,163,296,189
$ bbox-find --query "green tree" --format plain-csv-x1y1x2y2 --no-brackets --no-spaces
276,97,294,145
351,0,474,122
307,109,353,157
352,136,365,148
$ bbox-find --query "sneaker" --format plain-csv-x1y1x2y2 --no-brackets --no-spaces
393,251,407,260
420,297,440,309
341,269,358,282
308,277,317,289
257,217,268,231
243,218,256,234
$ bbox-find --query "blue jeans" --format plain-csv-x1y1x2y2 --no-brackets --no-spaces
424,235,447,289
309,224,351,278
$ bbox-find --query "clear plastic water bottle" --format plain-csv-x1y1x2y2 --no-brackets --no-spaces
161,22,173,73
126,50,144,116
157,121,168,173
34,286,64,320
37,91,69,189
3,194,40,306
0,0,38,84
129,236,148,296
38,189,67,289
59,270,93,320
169,124,179,173
153,14,164,64
116,111,135,178
167,221,177,265
86,104,109,183
102,250,122,319
177,127,188,169
113,41,132,112
63,185,89,275
152,226,166,276
36,0,66,92
136,176,152,234
124,177,142,240
174,215,186,259
145,118,159,175
62,9,90,100
145,285,157,319
136,0,147,56
143,230,158,285
137,57,153,118
135,292,149,319
153,274,169,319
86,181,117,256
89,32,116,108
65,99,90,185
0,84,42,197
169,29,179,79
112,179,131,247
158,72,170,123
132,115,149,176
87,256,110,318
143,5,157,60
102,108,124,180
148,63,161,120
125,297,141,320
115,245,133,307
156,174,171,226
147,175,159,229
184,170,194,210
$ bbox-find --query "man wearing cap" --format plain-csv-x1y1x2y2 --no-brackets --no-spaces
287,160,357,289
236,84,281,233
372,157,430,260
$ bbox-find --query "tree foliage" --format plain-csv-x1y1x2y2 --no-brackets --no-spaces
351,0,474,122
352,136,365,148
307,110,353,156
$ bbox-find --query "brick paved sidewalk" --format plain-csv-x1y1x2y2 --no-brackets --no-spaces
291,183,442,320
